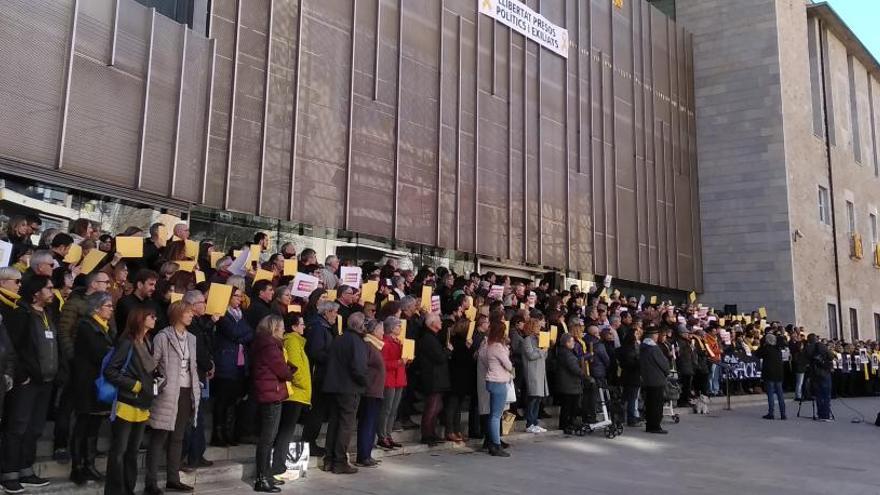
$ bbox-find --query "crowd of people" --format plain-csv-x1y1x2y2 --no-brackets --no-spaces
0,214,875,493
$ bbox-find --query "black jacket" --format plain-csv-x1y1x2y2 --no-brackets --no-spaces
0,321,16,417
416,331,450,394
245,297,273,330
789,341,808,374
72,317,116,414
615,343,641,387
448,333,475,395
304,314,334,384
187,315,215,382
676,337,695,376
115,293,164,336
639,342,670,387
555,347,584,395
104,336,157,410
6,303,59,384
321,328,367,395
756,343,784,382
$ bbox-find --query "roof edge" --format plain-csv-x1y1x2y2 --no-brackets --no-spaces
808,2,880,77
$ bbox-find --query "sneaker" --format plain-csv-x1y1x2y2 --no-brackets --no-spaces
525,425,539,434
534,426,547,433
19,475,50,488
0,480,23,494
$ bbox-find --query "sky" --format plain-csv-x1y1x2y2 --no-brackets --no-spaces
823,0,880,61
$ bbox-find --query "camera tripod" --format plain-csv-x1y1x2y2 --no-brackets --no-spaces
795,396,835,420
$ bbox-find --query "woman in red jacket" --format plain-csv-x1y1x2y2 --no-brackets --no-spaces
250,315,294,493
376,315,408,449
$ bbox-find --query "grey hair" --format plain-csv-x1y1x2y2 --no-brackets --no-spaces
0,267,22,281
85,291,113,315
182,290,206,305
364,318,383,335
317,300,340,315
609,315,621,324
424,312,441,329
272,283,293,303
347,312,366,333
383,315,401,335
85,271,108,286
400,295,418,312
227,275,246,292
30,250,54,269
325,255,338,265
39,229,60,249
159,261,179,276
216,255,233,271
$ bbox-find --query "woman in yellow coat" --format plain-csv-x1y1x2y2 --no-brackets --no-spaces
270,314,311,478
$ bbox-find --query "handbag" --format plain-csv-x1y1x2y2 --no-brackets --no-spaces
501,411,517,435
95,346,133,405
504,380,517,404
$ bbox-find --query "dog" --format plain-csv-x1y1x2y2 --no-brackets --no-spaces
693,394,710,415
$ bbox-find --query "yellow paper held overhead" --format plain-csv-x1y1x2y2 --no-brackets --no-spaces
253,269,274,283
169,292,183,304
288,304,302,314
361,280,379,304
336,315,343,336
464,306,477,322
79,250,107,275
209,251,224,268
650,295,657,305
466,321,476,341
758,306,767,318
549,325,558,343
538,332,550,349
195,270,206,284
115,237,143,258
63,244,83,264
283,259,298,277
599,288,608,300
688,291,697,303
176,260,196,273
420,286,432,312
185,239,199,259
205,283,233,316
325,289,337,302
744,315,752,324
401,338,416,360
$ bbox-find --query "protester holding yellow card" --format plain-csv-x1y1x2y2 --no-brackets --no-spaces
283,259,298,276
64,244,83,264
195,270,206,284
689,291,697,303
206,283,233,315
337,314,343,335
549,325,558,343
420,285,432,312
115,236,143,258
758,307,767,318
78,250,106,275
401,338,415,360
466,321,476,342
464,306,477,322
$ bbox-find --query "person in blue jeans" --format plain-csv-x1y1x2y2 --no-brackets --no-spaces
478,321,513,457
756,333,786,420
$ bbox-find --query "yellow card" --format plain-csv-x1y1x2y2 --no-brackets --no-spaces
599,288,608,300
185,239,199,259
249,244,261,263
549,325,558,343
210,251,224,268
337,315,343,335
79,250,106,274
400,319,407,336
195,270,206,284
387,293,395,301
758,307,767,318
326,289,337,302
176,260,196,272
519,303,525,309
63,244,83,264
503,320,510,337
538,332,550,349
650,295,657,305
465,306,477,321
233,249,242,258
157,225,168,247
689,291,697,303
361,280,379,304
169,292,183,304
206,283,233,316
402,338,416,360
115,237,143,258
467,321,476,341
288,304,302,314
744,315,753,324
283,259,298,276
421,286,432,312
253,269,274,282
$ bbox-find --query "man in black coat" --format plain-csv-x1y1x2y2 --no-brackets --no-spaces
675,327,695,407
182,290,217,469
301,301,339,455
756,333,786,419
321,312,367,474
639,326,670,434
416,313,450,446
114,269,162,334
245,280,274,330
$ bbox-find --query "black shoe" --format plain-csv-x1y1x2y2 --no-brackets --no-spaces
53,448,70,464
762,414,775,420
780,414,787,420
320,461,333,472
488,443,511,457
180,462,196,474
309,443,327,457
165,481,194,492
0,479,23,494
82,464,104,482
19,475,50,488
500,440,510,449
253,476,281,493
196,457,214,468
332,463,359,475
270,476,285,486
354,458,380,468
144,485,164,495
70,467,88,486
646,428,668,434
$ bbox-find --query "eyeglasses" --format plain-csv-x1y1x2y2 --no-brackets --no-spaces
0,279,21,285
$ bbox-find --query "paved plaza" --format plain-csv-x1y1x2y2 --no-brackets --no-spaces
206,397,880,495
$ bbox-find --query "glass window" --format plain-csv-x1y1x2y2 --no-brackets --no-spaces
849,307,859,342
871,213,878,250
847,55,862,163
846,200,856,233
874,313,880,341
817,186,830,225
827,303,839,340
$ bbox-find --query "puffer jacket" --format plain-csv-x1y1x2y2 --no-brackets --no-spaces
282,332,311,406
251,333,294,404
56,288,89,361
149,326,200,431
213,310,254,380
363,336,386,399
381,335,406,388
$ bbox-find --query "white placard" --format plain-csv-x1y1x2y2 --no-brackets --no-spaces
0,241,11,268
478,0,569,59
228,248,252,276
488,285,504,300
340,266,362,288
603,275,613,288
291,273,320,298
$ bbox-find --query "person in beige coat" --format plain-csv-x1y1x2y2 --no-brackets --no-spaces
145,301,201,494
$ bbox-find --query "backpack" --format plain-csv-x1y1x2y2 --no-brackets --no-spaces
95,346,133,405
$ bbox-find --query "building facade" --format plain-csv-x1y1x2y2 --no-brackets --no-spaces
678,0,880,338
0,0,701,295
